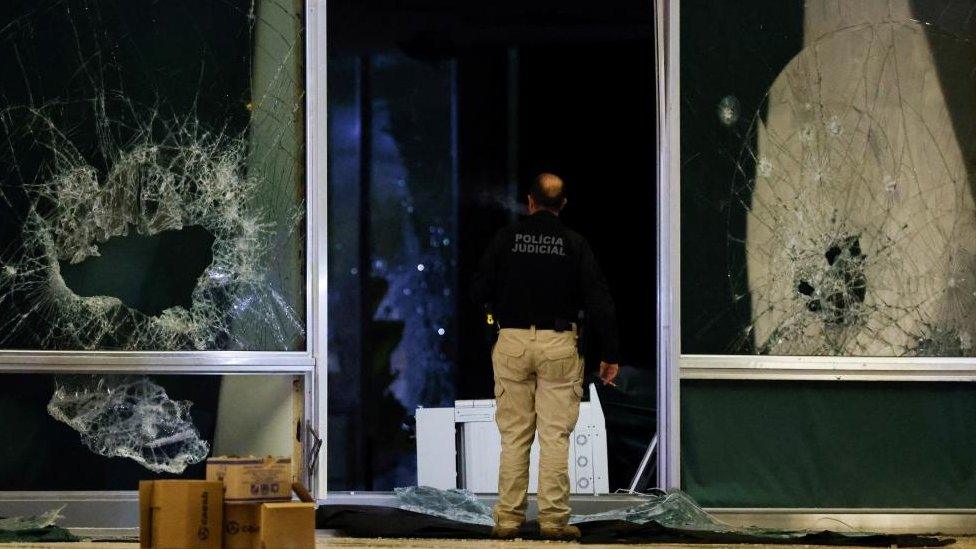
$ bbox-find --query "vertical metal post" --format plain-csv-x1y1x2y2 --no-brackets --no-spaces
655,0,682,490
306,0,330,498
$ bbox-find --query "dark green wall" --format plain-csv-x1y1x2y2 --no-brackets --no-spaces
682,380,976,508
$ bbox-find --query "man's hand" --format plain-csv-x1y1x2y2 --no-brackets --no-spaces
598,362,619,386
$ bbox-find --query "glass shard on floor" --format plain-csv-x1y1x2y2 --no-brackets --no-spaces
568,490,721,527
0,507,64,532
394,486,494,526
395,485,891,541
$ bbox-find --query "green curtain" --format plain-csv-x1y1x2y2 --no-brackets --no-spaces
682,380,976,508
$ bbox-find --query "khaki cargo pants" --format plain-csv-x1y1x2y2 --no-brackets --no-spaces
492,326,583,528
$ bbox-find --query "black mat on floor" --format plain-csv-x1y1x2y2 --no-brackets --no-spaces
318,505,953,546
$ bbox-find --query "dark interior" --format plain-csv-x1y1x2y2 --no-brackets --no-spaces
327,0,657,490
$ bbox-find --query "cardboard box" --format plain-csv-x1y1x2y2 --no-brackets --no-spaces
222,503,261,549
207,456,292,502
221,501,315,549
256,502,315,549
139,480,223,549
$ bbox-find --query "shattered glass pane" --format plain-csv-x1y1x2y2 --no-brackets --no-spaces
47,376,209,474
395,486,494,526
681,0,976,356
568,491,720,527
0,507,64,532
0,0,306,350
394,486,892,540
570,491,889,541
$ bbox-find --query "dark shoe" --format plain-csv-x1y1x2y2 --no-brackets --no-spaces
540,523,581,541
491,524,520,539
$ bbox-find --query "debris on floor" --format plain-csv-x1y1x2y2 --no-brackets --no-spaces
320,486,954,546
0,506,79,543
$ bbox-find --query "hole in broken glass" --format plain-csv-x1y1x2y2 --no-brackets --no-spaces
0,108,306,350
733,17,976,356
0,0,307,351
59,225,216,317
795,236,867,325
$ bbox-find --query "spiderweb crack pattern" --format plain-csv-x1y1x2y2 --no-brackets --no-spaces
0,0,305,351
0,0,303,471
47,375,209,474
736,15,976,356
0,109,302,350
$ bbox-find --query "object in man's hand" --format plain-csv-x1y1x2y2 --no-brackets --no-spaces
599,362,619,386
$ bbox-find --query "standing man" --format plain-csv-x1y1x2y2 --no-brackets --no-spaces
471,173,620,540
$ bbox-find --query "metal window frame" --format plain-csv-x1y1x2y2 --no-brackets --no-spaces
655,0,681,491
307,0,329,498
681,355,976,382
656,0,976,529
0,0,328,521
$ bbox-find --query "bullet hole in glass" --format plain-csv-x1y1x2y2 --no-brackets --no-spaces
796,236,867,325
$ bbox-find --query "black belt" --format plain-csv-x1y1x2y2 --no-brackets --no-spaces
503,318,576,332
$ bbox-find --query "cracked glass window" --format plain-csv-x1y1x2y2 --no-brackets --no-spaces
47,375,211,474
0,0,306,351
0,374,296,488
681,0,976,356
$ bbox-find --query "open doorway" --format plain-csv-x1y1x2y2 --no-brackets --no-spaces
327,0,656,491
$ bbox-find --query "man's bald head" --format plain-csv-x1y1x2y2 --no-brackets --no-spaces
529,173,567,212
